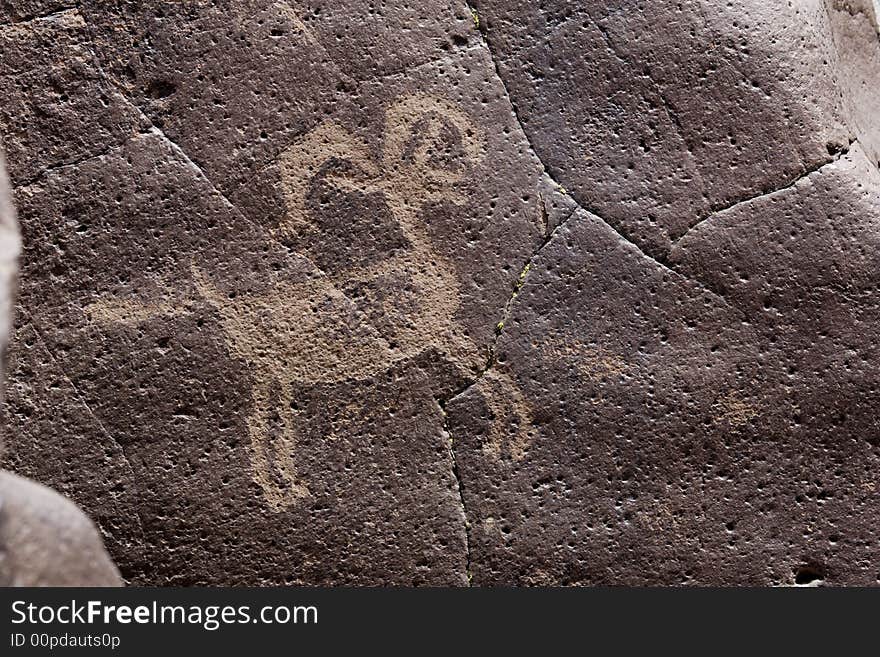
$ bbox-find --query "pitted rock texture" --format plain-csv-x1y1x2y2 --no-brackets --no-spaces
0,1,878,585
0,148,121,587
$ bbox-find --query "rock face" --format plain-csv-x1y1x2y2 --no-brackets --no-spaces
0,151,121,586
0,1,877,585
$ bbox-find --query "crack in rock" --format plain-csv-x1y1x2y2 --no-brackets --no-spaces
464,1,742,319
14,144,118,190
436,196,580,584
72,5,243,221
20,309,148,555
675,140,855,243
438,399,473,585
0,6,77,26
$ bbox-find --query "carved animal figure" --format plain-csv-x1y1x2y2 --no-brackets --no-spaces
88,94,533,510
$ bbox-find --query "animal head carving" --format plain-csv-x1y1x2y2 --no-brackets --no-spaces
276,93,485,241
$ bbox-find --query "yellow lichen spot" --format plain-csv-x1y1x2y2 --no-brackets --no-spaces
471,8,479,29
496,320,505,333
517,263,531,290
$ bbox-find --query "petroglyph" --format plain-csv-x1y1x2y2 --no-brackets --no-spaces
539,338,629,383
86,93,534,510
712,390,759,428
85,297,191,327
476,369,535,461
